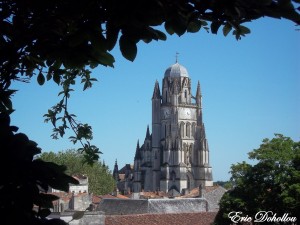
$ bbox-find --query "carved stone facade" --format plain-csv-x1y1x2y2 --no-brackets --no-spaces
115,62,213,194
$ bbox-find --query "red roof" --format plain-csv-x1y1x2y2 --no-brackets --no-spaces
105,212,217,225
182,185,223,198
93,193,129,203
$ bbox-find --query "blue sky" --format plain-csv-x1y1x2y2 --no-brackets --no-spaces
11,17,300,181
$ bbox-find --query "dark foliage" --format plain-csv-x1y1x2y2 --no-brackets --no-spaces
0,113,79,225
214,134,300,225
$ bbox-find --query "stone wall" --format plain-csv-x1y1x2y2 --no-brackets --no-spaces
204,186,227,211
97,198,209,215
49,211,105,225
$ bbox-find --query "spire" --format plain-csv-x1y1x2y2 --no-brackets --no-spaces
196,80,202,113
113,159,119,181
114,159,118,169
175,52,179,63
134,140,142,160
196,81,201,98
145,125,151,140
152,80,161,99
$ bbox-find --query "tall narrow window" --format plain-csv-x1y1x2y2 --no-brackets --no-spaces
186,123,190,138
180,122,184,137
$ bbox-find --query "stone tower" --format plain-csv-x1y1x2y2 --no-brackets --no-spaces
133,62,213,194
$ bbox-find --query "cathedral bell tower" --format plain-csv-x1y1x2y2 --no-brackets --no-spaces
132,60,213,194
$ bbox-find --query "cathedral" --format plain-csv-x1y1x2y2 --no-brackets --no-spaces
114,61,213,195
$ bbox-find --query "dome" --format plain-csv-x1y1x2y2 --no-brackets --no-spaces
164,63,189,78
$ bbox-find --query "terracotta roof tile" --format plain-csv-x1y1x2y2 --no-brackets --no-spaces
99,194,118,199
92,195,102,204
182,185,222,198
105,212,217,225
116,194,129,199
140,191,169,199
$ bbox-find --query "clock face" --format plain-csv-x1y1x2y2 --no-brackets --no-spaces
184,108,190,116
179,108,192,119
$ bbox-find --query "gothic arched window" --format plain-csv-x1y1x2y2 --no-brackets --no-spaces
186,123,191,138
180,122,184,137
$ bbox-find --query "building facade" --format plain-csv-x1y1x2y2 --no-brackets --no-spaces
115,62,213,194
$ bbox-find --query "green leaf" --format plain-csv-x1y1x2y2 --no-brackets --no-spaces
106,22,120,51
239,25,251,35
96,51,115,67
171,17,187,36
187,20,202,33
119,35,137,62
164,21,175,35
154,30,167,41
211,21,222,34
53,73,61,85
37,72,45,85
46,71,52,81
223,23,232,36
201,21,208,26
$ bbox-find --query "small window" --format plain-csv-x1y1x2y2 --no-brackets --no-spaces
186,123,190,138
180,122,184,137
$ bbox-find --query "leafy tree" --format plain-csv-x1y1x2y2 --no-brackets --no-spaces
38,149,116,195
214,181,234,190
0,113,79,225
214,134,300,225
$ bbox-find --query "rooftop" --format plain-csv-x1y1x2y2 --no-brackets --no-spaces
164,63,189,78
105,212,217,225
